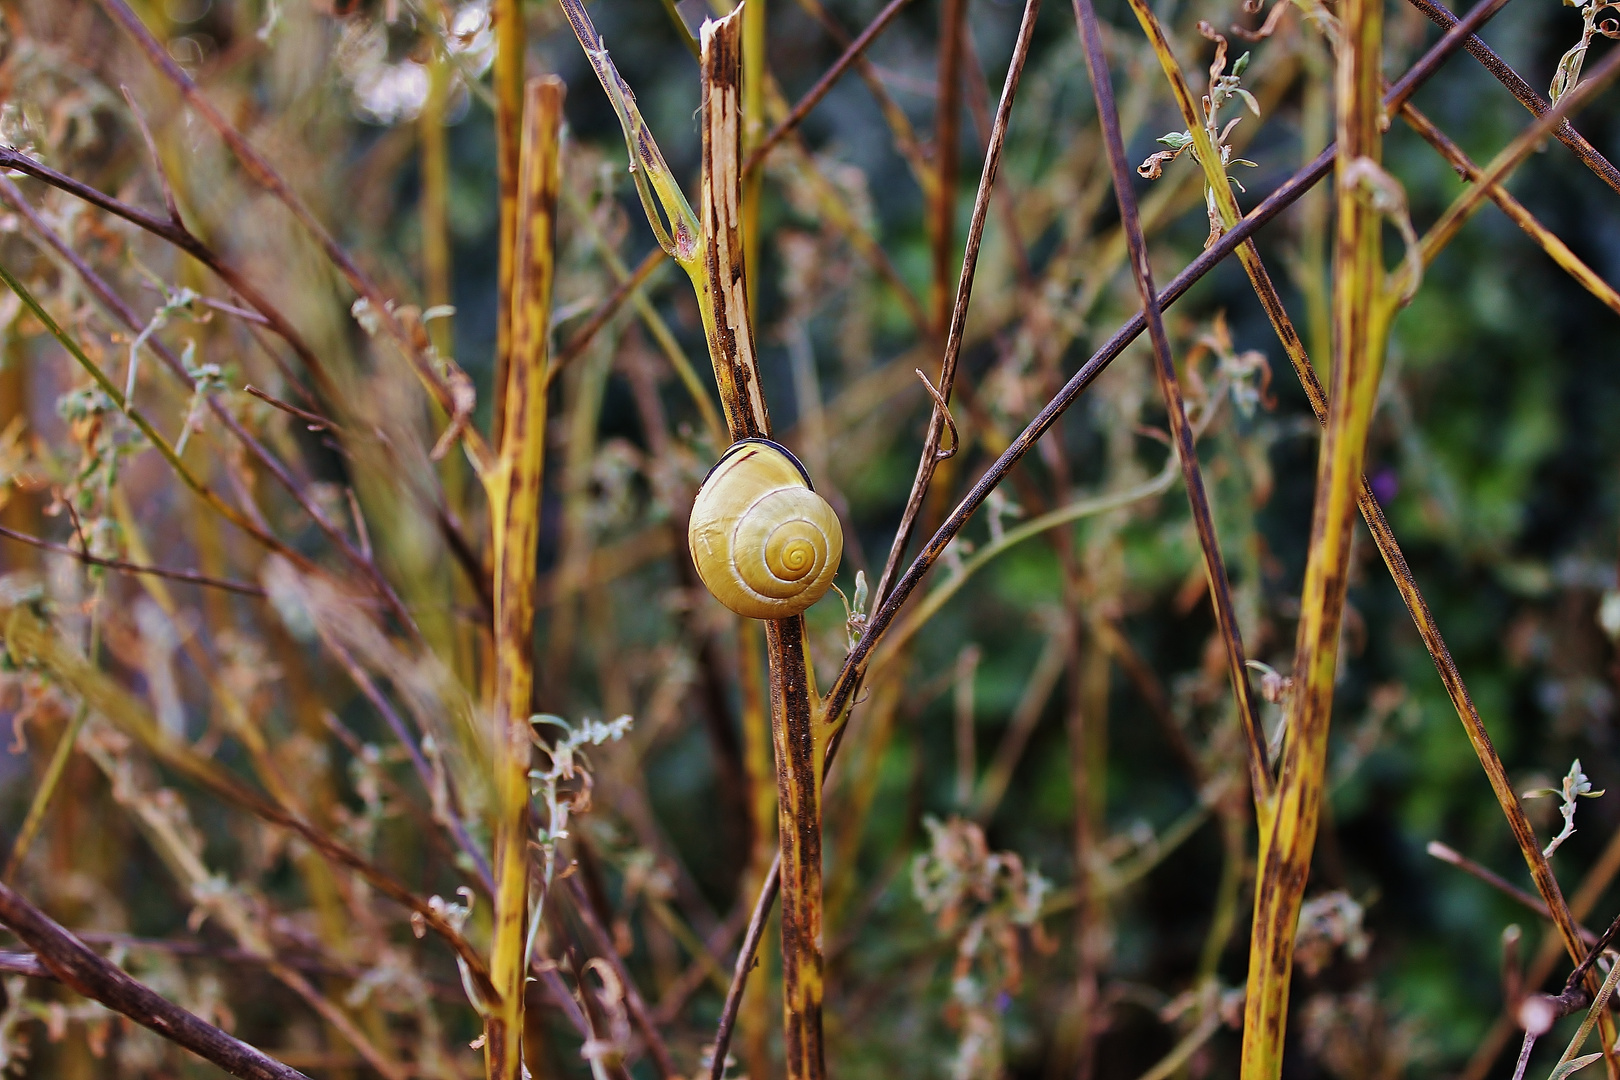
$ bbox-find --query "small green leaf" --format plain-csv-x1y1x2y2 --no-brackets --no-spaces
1550,1052,1604,1080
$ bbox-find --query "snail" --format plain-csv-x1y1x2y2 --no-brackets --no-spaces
688,438,843,620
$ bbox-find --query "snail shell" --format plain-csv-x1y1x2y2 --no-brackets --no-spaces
688,439,843,620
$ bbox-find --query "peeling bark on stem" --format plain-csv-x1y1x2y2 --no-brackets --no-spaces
700,14,827,1077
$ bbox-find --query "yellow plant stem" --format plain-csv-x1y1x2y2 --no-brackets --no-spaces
1240,0,1388,1067
483,77,563,1080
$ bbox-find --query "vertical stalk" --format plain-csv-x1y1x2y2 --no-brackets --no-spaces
700,14,825,1077
559,3,824,1069
696,14,770,442
484,77,564,1080
763,617,825,1080
492,0,526,446
1240,0,1389,1070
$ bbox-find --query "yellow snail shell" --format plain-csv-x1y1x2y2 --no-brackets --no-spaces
688,439,843,620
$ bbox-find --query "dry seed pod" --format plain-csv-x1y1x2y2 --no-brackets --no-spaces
688,439,843,620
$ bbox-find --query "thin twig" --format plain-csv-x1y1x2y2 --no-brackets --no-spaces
1404,0,1620,195
1426,841,1600,939
870,0,1042,611
930,0,968,336
1071,0,1270,808
0,880,312,1080
1518,908,1620,1034
563,876,680,1078
742,0,919,172
913,369,959,460
553,247,666,374
709,855,781,1080
0,525,266,596
244,386,342,433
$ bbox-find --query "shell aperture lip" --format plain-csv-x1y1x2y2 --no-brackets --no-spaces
703,437,815,489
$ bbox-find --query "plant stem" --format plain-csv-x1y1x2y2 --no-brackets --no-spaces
698,14,828,1076
737,617,779,1080
1072,0,1271,814
0,880,313,1080
766,620,826,1080
484,77,563,1080
1240,0,1389,1066
742,0,919,172
1404,0,1620,195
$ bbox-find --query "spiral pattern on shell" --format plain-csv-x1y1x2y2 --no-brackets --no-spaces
688,439,844,620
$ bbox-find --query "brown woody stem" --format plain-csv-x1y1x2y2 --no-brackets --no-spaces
0,882,311,1080
700,12,828,1077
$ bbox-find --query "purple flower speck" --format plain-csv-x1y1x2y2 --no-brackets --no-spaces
1370,467,1399,505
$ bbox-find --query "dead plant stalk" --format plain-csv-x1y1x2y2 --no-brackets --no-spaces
559,3,829,1073
482,78,564,1080
1238,0,1390,1065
